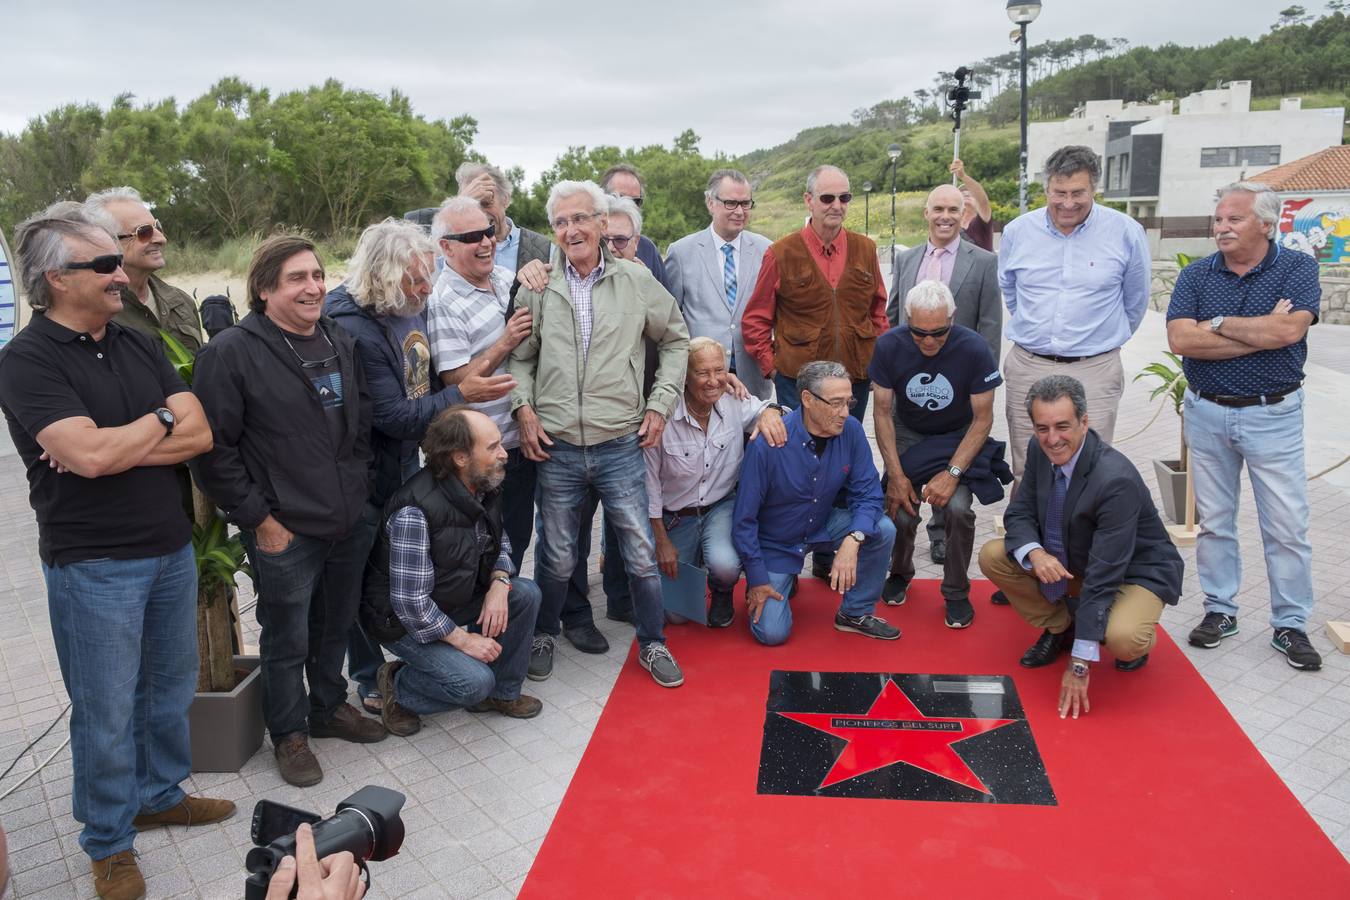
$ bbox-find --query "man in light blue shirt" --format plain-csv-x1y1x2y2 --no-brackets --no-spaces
997,145,1150,484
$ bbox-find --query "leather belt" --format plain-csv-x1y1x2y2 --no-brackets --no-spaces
1192,385,1299,408
665,504,716,519
1019,345,1110,364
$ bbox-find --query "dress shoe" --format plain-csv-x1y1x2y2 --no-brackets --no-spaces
881,574,908,606
309,702,387,743
930,540,947,564
274,732,323,787
469,694,544,718
564,622,610,654
90,850,145,900
707,593,734,628
1115,653,1150,672
377,661,422,737
1019,629,1074,668
605,608,636,625
811,558,833,580
133,795,235,829
990,590,1010,605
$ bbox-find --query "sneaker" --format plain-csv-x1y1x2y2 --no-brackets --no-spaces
469,694,544,718
1188,612,1238,648
638,643,684,688
90,850,144,900
527,633,555,682
708,592,734,628
132,795,236,829
309,702,387,743
881,574,908,606
377,661,421,737
1271,628,1323,671
944,597,974,629
834,611,901,640
274,732,323,787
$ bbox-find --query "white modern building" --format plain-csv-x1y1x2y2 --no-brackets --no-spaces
1027,98,1173,182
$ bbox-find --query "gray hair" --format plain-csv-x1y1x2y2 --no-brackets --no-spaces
13,202,116,311
344,218,436,316
1024,375,1088,421
600,163,644,196
687,335,728,364
83,186,150,238
904,280,957,317
606,195,643,236
545,180,609,225
432,195,488,241
806,165,847,195
1043,145,1101,189
796,360,849,398
455,162,512,206
1216,181,1280,239
705,168,750,202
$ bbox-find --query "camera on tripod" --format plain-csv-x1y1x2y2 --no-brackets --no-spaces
243,785,406,899
946,66,982,120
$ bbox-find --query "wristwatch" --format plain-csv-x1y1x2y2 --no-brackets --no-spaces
1209,315,1225,333
492,575,512,589
848,530,866,545
946,464,963,479
1070,660,1089,678
154,407,176,436
767,402,789,415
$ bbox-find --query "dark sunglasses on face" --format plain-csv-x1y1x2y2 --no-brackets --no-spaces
908,323,952,339
607,192,643,208
62,253,124,275
604,234,633,250
117,220,164,242
815,193,853,205
441,221,497,244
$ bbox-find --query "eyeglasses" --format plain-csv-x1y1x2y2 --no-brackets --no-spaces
551,212,602,230
815,193,853,205
441,221,497,244
604,234,633,250
806,389,856,411
62,253,124,275
908,323,952,339
117,220,165,242
280,328,339,369
608,193,643,208
714,197,755,210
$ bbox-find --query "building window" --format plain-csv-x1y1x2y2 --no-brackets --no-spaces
1200,146,1281,168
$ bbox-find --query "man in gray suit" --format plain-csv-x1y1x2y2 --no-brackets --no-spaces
887,183,1003,564
666,169,773,399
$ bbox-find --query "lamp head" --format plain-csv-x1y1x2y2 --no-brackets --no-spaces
862,181,873,193
1006,0,1042,25
887,143,902,161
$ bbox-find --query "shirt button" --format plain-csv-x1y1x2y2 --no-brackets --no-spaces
96,353,103,359
79,336,86,341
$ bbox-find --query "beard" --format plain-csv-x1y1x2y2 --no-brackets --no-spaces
469,461,506,495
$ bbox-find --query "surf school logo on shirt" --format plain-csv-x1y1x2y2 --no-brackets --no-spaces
905,373,954,411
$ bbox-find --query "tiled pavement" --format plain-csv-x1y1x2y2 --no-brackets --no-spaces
3,299,1350,898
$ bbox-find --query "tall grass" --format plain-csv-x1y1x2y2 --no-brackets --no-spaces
172,231,360,276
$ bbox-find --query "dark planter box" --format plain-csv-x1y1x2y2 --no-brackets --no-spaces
1153,458,1188,525
190,655,265,773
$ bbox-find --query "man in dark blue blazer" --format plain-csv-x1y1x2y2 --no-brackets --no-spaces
978,375,1183,718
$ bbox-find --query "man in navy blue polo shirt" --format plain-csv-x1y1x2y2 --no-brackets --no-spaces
1167,181,1323,671
733,360,898,645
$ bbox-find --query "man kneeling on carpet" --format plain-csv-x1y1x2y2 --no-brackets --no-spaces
644,337,786,627
977,375,1184,718
733,360,899,644
361,406,543,736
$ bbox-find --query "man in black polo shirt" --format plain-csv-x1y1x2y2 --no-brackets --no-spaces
191,234,386,789
1167,181,1323,671
0,206,232,900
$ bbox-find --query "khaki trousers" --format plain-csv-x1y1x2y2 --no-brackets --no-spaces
977,539,1163,662
1004,344,1124,485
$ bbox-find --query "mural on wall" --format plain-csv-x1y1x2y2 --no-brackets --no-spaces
0,232,18,351
1279,196,1350,264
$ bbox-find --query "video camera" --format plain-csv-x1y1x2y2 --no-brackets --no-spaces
946,66,982,128
243,785,406,900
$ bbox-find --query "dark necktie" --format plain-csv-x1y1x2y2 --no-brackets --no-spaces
1041,468,1069,602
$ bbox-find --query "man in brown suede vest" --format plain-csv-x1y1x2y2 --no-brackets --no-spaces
742,164,889,422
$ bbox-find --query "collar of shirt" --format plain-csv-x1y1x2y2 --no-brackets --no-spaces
497,217,519,252
710,225,742,255
801,222,844,257
442,263,512,306
673,392,728,429
1056,439,1087,484
1213,239,1278,276
925,234,961,255
564,252,605,284
30,312,118,344
1039,203,1098,238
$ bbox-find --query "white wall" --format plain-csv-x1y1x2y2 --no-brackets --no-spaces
1028,101,1173,182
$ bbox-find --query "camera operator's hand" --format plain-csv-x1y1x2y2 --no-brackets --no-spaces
266,823,365,900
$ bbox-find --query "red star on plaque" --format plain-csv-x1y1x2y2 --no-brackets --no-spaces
777,679,1016,794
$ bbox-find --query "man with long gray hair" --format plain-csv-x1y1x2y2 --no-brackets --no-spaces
1167,182,1323,670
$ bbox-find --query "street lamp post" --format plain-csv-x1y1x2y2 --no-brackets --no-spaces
862,180,873,235
1007,0,1042,215
887,143,901,266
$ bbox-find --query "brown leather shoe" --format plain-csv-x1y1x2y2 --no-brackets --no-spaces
469,694,543,719
377,661,421,737
133,795,236,829
309,702,388,743
90,849,145,900
274,732,323,787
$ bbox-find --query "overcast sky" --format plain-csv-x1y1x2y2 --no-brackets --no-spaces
0,1,1289,183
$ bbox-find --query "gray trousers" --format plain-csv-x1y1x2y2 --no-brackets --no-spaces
887,421,976,601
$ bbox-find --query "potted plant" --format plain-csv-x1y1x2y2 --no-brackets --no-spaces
163,331,266,772
1135,351,1189,524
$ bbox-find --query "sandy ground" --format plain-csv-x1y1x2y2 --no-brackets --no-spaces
169,266,349,320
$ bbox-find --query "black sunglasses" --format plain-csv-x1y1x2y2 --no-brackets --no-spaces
908,323,952,339
441,221,497,244
62,253,124,275
815,193,853,205
608,192,643,208
117,220,164,242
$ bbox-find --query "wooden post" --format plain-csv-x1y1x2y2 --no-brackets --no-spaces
1167,435,1199,547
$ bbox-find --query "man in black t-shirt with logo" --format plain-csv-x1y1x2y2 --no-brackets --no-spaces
0,206,232,900
869,280,1004,629
190,235,384,789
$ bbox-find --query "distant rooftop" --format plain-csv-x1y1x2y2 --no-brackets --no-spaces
1252,145,1350,192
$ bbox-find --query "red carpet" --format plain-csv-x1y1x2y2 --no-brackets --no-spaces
521,579,1350,899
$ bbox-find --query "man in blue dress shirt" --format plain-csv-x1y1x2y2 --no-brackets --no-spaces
997,145,1151,485
733,360,898,645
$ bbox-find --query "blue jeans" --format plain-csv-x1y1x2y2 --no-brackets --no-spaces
42,542,197,859
1185,388,1315,630
385,579,541,715
346,501,387,701
526,452,600,631
535,433,667,646
242,520,377,740
664,493,741,596
751,508,896,646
